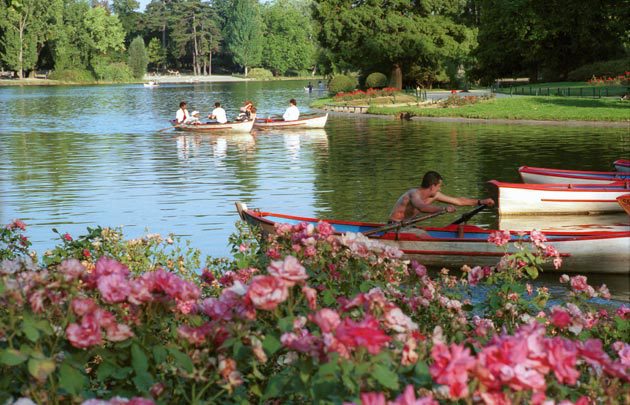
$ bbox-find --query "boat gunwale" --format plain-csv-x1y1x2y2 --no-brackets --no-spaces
489,179,629,191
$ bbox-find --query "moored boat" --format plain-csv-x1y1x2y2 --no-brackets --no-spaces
253,113,328,129
499,213,630,233
143,81,159,88
171,118,254,133
489,180,630,215
519,165,629,184
614,159,630,173
235,202,630,275
618,194,630,215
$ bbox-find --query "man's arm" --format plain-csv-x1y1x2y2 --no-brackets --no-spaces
436,192,495,207
409,192,449,213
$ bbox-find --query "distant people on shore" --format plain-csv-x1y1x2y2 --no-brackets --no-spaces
283,98,300,121
307,82,313,93
236,101,255,121
318,80,324,91
175,101,189,124
208,102,228,124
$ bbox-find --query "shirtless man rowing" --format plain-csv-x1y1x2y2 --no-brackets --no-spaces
389,171,495,222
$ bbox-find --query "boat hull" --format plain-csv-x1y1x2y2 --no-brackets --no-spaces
235,203,630,275
490,180,630,215
253,114,328,129
519,166,629,184
614,159,630,173
618,194,630,215
172,119,254,133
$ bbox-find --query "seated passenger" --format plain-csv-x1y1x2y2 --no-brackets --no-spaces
282,98,299,121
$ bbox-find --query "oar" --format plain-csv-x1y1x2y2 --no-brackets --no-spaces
158,121,179,132
362,210,447,236
449,204,488,225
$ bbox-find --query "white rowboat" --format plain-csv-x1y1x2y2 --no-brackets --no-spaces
519,166,629,185
253,113,328,129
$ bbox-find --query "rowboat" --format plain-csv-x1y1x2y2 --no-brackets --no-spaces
143,81,159,88
614,159,630,173
235,202,630,275
489,180,630,215
171,118,254,133
618,194,630,215
499,213,629,233
253,113,328,129
519,166,629,184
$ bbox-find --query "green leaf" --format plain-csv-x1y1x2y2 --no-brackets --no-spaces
262,373,288,400
262,334,281,355
278,316,295,332
133,371,154,393
112,366,133,379
0,348,28,366
152,345,167,364
22,315,40,342
167,348,193,373
27,357,56,381
96,361,117,381
59,363,87,395
413,361,431,385
359,281,371,292
322,289,335,305
131,343,148,374
372,363,399,390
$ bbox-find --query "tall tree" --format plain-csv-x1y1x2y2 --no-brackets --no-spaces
112,0,141,42
128,35,148,78
261,0,316,76
146,37,166,70
224,0,263,76
312,0,476,88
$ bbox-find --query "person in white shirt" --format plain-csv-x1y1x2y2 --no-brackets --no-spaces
208,102,228,124
186,111,201,124
175,101,189,124
282,98,300,121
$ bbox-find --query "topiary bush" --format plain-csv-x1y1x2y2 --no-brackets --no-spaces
567,58,630,81
247,68,273,79
48,69,95,83
365,72,388,88
328,74,357,95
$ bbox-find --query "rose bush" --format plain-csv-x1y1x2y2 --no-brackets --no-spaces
0,221,627,404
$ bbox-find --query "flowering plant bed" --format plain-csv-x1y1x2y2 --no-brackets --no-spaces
0,220,628,404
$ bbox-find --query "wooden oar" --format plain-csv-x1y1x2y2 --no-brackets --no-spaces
158,122,179,132
362,210,447,236
449,204,488,225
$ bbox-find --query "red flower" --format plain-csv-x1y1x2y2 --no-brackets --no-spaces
335,316,391,355
83,249,91,258
63,233,73,241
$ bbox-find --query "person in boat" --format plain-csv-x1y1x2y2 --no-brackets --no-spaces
236,101,254,121
208,101,228,124
186,110,201,125
282,98,300,121
175,101,189,124
388,171,495,223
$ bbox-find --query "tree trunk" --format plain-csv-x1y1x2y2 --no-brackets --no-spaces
208,53,212,75
389,63,402,89
244,66,248,76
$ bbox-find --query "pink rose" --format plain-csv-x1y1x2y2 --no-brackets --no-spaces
310,309,341,333
550,307,572,329
246,275,288,310
488,230,511,246
430,342,475,399
267,256,308,287
71,298,98,317
302,286,317,310
97,273,131,303
59,259,85,281
335,316,391,355
570,275,589,292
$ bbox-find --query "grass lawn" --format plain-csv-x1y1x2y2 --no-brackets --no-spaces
366,96,629,122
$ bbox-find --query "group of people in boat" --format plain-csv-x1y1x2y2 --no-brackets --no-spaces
175,98,301,125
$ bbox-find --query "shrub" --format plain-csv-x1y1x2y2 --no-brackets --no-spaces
365,72,388,88
93,61,134,82
47,68,95,83
567,58,630,81
328,74,357,95
128,36,149,79
247,68,273,79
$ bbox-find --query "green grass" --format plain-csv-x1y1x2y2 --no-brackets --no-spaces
367,96,630,122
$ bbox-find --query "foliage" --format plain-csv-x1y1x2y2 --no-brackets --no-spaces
224,0,264,75
247,67,273,79
127,36,149,79
47,68,95,83
333,87,400,102
328,74,357,95
96,62,134,82
440,93,493,108
0,220,31,260
146,38,166,70
261,0,316,76
365,72,388,89
567,58,630,82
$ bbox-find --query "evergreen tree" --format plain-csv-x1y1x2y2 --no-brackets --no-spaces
147,37,166,70
224,0,263,76
128,35,148,78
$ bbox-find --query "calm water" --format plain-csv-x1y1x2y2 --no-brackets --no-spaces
1,81,629,300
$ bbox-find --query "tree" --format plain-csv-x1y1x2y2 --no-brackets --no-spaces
112,0,141,42
224,0,263,76
0,0,62,78
312,0,476,89
128,35,148,78
261,0,316,76
147,37,166,70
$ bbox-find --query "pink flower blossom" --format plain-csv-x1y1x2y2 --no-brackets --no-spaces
546,337,579,385
59,259,85,281
550,307,572,329
383,307,418,333
616,305,630,320
335,316,391,355
97,273,131,303
6,219,27,230
302,286,317,310
66,315,102,349
391,385,438,405
559,274,570,283
467,266,485,286
246,275,289,310
430,342,475,399
63,233,73,241
488,230,511,246
357,392,387,405
105,323,134,342
178,323,212,345
411,261,427,277
310,309,341,333
267,255,308,286
570,275,589,293
401,338,418,366
93,257,130,280
71,298,98,317
529,230,547,248
316,221,334,238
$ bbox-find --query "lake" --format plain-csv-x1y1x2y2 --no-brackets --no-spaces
1,80,628,300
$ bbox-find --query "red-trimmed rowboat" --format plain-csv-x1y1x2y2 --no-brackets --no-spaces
235,202,630,275
519,166,629,185
618,194,630,216
171,118,254,133
489,180,630,215
253,113,328,129
614,159,630,173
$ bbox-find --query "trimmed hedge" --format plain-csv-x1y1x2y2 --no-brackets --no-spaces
567,58,630,81
328,74,357,95
248,68,273,79
365,72,388,88
48,69,95,83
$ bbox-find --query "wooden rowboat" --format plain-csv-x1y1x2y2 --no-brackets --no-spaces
489,180,630,215
143,81,159,88
618,194,630,215
614,159,630,173
253,113,328,129
171,118,254,133
235,202,630,275
519,166,629,185
499,213,629,233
